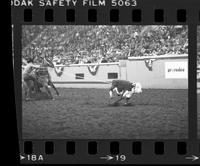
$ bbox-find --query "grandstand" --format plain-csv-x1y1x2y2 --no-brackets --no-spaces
22,25,188,65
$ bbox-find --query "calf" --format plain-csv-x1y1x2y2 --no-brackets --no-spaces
109,79,142,105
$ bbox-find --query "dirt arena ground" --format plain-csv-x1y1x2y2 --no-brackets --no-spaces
22,88,188,139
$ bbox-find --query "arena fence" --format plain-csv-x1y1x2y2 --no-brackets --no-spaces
127,54,188,89
49,54,188,89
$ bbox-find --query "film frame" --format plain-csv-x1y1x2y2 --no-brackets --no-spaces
11,0,200,164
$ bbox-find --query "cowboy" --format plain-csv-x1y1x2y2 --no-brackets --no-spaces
22,58,41,100
109,79,142,105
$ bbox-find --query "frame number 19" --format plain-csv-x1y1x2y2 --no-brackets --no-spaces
116,155,126,161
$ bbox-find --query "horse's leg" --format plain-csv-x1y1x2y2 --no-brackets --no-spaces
30,74,41,93
24,81,31,101
28,80,34,99
48,80,59,96
45,86,54,100
22,81,28,100
30,81,35,93
35,80,42,93
43,81,54,100
22,75,32,100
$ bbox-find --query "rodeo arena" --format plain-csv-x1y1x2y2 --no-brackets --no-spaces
21,25,188,139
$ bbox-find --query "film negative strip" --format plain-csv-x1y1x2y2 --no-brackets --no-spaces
11,0,200,164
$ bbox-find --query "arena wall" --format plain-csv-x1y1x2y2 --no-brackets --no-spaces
50,54,188,89
49,62,120,88
127,54,188,89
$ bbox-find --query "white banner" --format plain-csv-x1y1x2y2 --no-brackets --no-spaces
165,61,188,79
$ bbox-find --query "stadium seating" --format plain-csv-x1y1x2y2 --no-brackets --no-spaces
22,25,188,65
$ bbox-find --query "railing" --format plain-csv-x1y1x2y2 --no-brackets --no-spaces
54,62,119,68
128,54,188,60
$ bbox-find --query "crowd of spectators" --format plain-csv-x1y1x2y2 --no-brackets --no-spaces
197,26,200,81
22,25,188,65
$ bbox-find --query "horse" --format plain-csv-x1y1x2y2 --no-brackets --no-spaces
33,56,60,99
22,56,60,100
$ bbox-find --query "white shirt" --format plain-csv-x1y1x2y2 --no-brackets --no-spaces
22,63,40,76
